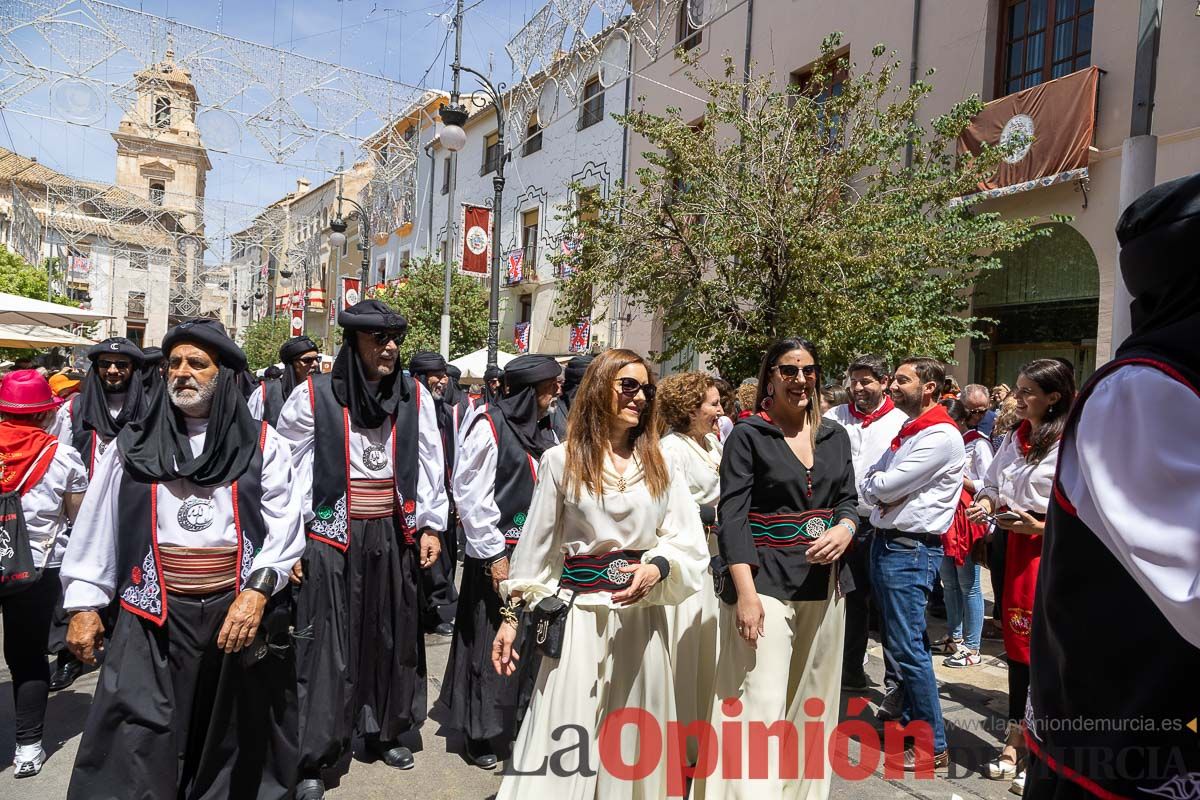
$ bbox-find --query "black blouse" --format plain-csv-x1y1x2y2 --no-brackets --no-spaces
717,414,859,602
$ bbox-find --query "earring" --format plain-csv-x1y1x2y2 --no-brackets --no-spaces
761,395,774,411
766,383,775,397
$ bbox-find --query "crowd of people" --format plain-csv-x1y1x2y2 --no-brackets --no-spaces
0,173,1196,800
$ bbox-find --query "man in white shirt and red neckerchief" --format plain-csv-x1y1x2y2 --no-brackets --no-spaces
860,356,965,772
1025,172,1200,799
824,354,907,703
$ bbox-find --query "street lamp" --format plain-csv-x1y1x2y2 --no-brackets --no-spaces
328,170,372,289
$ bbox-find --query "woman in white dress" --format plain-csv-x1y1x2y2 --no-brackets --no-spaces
656,371,723,761
492,348,708,799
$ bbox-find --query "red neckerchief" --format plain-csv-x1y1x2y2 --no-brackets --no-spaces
847,395,895,428
0,420,57,495
963,429,987,446
1014,419,1033,457
737,409,754,420
890,404,956,451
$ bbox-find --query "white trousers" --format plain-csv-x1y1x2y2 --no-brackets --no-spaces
696,585,845,800
668,573,720,763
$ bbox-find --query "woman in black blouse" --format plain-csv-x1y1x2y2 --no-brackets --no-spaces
700,338,859,800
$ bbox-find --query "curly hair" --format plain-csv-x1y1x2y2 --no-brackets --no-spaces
735,382,757,414
656,371,716,434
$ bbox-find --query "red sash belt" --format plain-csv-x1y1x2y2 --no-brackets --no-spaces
159,545,238,595
349,479,395,520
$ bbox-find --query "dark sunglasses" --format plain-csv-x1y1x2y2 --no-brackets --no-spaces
296,355,320,365
369,330,406,346
614,377,656,400
773,364,818,380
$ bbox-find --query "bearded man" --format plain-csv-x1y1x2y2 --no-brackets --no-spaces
250,336,321,427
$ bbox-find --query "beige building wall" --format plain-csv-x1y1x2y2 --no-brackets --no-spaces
624,0,1200,380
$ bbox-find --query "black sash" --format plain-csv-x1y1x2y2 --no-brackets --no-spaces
260,380,286,428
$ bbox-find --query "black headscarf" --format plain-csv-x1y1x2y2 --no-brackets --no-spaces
560,354,594,411
78,337,148,441
495,354,561,459
139,346,164,393
484,364,505,405
442,364,465,408
279,336,318,400
333,300,409,429
118,321,260,487
1116,171,1200,369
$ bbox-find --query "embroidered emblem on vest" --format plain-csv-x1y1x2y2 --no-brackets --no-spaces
362,442,388,471
96,439,108,457
121,549,162,617
1141,773,1200,800
401,497,416,531
315,505,333,520
239,535,255,587
178,497,215,532
310,493,348,544
1007,607,1033,637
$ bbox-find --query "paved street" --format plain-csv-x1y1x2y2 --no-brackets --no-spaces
1,577,1019,800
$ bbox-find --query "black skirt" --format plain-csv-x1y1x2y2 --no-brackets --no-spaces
435,555,539,757
68,591,298,800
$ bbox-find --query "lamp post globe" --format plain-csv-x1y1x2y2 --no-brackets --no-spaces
440,124,467,153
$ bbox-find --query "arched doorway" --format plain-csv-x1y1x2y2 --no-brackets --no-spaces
971,222,1099,386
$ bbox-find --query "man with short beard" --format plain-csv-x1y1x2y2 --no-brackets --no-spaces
61,318,305,799
860,357,964,772
277,301,447,800
249,336,321,427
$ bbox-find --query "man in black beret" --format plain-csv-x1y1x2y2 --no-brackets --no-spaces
437,354,560,769
276,300,448,798
249,335,320,427
483,364,504,404
550,353,592,440
61,318,305,799
1026,172,1200,800
47,337,150,690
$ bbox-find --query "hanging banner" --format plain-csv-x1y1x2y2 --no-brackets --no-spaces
290,306,304,337
307,286,326,311
10,184,42,268
506,248,524,284
557,237,580,279
569,317,591,353
460,204,492,276
514,322,531,354
342,277,361,310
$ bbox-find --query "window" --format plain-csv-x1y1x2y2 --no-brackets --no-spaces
403,126,415,143
376,257,387,282
521,208,539,275
997,0,1093,96
149,181,165,206
578,78,604,130
442,157,452,195
153,96,171,129
676,0,703,51
400,250,411,274
523,116,543,156
127,291,147,318
520,295,532,324
789,63,847,147
482,132,502,175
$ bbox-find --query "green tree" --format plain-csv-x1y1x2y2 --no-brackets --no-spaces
551,34,1045,379
241,315,293,371
0,244,51,299
373,255,491,363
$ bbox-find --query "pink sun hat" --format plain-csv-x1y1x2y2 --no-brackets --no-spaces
0,369,65,415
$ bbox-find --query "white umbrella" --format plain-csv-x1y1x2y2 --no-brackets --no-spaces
0,292,113,327
0,323,98,349
448,348,517,381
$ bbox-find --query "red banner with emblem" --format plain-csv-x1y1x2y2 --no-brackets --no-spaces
342,277,361,311
290,306,304,337
460,204,492,276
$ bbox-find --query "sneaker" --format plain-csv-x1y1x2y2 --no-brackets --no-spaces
944,647,982,668
13,742,45,778
884,745,949,773
1010,770,1026,795
877,687,904,721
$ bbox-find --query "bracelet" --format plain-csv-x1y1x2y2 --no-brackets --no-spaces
498,599,522,628
244,567,278,597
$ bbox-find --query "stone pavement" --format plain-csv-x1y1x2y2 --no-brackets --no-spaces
1,575,1019,799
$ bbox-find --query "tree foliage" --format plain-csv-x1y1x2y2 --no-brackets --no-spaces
241,315,293,371
551,33,1045,379
0,247,87,360
373,255,491,364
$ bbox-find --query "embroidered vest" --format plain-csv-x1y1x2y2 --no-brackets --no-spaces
1028,352,1200,799
259,380,285,428
307,373,421,551
470,404,538,550
115,421,271,626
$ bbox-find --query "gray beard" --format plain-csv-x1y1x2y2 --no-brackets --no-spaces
169,377,217,417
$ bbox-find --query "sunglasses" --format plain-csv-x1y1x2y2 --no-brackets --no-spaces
773,364,818,380
369,330,406,346
296,355,320,365
614,377,656,401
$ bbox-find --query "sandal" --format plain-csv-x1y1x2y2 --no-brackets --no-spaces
987,753,1019,780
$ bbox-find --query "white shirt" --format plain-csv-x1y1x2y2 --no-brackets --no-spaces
1058,365,1200,649
861,417,965,534
275,379,448,532
451,412,540,561
660,432,722,511
825,402,908,517
501,444,708,610
60,418,306,610
963,434,995,486
14,440,88,569
978,430,1058,515
50,392,126,444
246,383,265,421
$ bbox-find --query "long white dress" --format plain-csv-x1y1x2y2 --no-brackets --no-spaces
499,444,708,799
660,431,722,761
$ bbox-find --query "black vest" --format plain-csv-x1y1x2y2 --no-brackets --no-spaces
469,404,538,550
66,395,100,478
1028,351,1200,798
306,373,421,552
115,421,270,627
258,380,286,428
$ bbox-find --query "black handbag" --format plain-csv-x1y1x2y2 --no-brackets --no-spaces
529,590,575,659
709,555,739,605
0,443,55,598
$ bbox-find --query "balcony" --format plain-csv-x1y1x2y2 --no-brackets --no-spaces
504,244,539,286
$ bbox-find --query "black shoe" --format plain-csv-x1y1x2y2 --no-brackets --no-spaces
877,687,904,721
49,658,83,691
432,622,454,637
466,739,498,770
378,745,415,770
295,778,325,799
841,671,871,693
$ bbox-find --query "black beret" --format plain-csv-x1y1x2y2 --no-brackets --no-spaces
338,299,408,334
564,354,594,384
484,365,505,382
446,364,462,383
88,337,144,363
1117,171,1200,300
162,318,248,371
279,336,318,363
503,354,561,390
408,351,447,375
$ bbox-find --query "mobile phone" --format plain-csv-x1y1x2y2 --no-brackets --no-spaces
992,511,1023,524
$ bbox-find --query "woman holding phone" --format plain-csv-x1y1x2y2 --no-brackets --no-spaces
967,359,1075,795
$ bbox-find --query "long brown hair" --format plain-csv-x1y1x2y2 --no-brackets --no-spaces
563,349,670,500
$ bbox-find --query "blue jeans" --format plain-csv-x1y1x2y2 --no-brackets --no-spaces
939,555,984,651
871,533,947,753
